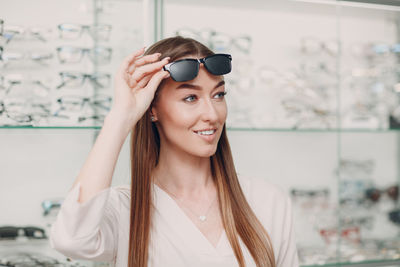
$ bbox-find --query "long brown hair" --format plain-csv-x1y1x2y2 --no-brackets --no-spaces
128,36,276,267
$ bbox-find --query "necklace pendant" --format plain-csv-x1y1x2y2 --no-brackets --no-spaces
199,215,207,222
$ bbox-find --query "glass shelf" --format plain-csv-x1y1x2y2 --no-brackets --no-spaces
0,125,103,130
228,128,400,133
302,258,400,267
1,125,400,133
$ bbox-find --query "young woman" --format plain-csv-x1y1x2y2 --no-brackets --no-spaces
50,36,299,267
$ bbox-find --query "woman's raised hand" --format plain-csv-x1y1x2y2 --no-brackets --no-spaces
110,47,170,126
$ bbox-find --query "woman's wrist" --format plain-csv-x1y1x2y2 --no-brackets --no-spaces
104,109,138,136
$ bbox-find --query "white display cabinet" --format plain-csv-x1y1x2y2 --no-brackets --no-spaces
1,0,400,266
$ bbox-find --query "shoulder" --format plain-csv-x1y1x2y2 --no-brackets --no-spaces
237,174,292,229
237,174,288,204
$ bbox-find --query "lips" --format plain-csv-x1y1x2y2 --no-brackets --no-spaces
193,128,216,135
193,128,217,142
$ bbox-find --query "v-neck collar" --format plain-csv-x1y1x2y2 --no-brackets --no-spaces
152,182,233,257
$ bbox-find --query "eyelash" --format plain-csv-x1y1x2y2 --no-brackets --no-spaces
183,91,227,103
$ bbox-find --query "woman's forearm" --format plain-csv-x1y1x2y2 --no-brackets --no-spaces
71,110,136,203
69,48,169,204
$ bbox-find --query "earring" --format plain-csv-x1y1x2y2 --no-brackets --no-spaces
151,115,156,122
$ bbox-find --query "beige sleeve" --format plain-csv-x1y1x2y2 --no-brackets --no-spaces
276,194,300,267
49,181,121,262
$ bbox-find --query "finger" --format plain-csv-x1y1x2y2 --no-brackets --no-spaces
144,70,171,96
127,70,154,88
127,74,139,88
131,57,170,84
136,72,153,88
118,47,146,75
128,52,162,74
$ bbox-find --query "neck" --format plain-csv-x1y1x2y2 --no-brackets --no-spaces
152,144,215,200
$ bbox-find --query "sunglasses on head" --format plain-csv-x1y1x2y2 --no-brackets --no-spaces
162,53,232,82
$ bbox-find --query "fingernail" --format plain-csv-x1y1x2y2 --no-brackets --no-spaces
164,57,170,61
156,53,162,57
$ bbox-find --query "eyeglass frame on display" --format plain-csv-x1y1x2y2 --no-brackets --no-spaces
54,94,112,115
0,47,54,67
78,113,106,124
0,99,52,126
319,226,361,245
210,32,252,54
339,215,375,230
52,95,111,126
56,71,111,89
56,46,112,64
0,25,51,43
0,226,46,239
365,185,399,203
57,23,112,41
0,75,51,95
0,19,3,36
389,209,400,225
41,199,63,216
300,36,339,57
175,28,252,54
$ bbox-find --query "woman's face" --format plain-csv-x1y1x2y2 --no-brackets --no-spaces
151,56,227,158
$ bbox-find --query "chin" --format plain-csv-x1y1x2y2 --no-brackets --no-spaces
192,145,218,158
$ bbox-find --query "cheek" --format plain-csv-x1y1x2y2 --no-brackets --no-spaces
159,102,197,129
217,102,228,121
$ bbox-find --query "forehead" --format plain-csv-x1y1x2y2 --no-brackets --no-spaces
173,54,204,61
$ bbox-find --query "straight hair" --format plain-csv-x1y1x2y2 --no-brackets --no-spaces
128,36,276,267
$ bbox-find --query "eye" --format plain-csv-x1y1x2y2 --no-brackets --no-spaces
214,91,227,99
183,94,197,102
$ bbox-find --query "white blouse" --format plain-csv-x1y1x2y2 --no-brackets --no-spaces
49,175,299,267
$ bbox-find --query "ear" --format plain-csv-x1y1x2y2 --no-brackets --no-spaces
150,106,158,122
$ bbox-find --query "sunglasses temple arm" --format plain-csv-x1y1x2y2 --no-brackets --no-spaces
56,82,66,89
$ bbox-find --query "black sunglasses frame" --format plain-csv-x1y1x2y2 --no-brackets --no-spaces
163,53,232,82
0,226,47,239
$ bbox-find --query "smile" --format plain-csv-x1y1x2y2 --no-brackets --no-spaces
194,129,216,135
193,129,217,142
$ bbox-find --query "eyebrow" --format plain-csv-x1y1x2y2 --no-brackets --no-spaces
176,80,225,90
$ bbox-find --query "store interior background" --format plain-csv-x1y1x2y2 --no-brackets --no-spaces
1,0,399,266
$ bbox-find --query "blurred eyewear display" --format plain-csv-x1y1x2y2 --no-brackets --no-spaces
57,23,112,41
57,72,111,89
56,46,112,64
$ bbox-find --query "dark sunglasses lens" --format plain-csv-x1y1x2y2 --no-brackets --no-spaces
389,209,400,225
387,186,399,201
204,54,231,75
170,60,199,82
365,188,380,202
0,226,18,238
24,227,46,238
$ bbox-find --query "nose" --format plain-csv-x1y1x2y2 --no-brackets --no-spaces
200,97,219,123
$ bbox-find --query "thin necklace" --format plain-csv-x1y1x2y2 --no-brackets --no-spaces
156,182,218,222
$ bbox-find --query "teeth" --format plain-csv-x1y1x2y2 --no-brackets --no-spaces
196,129,215,135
